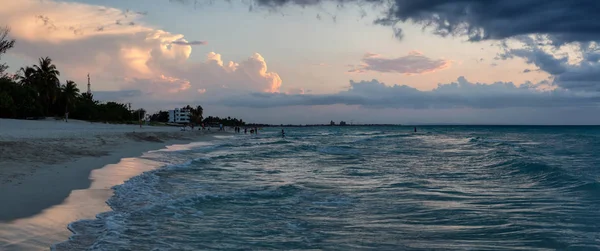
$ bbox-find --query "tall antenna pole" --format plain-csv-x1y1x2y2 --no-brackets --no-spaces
87,73,91,94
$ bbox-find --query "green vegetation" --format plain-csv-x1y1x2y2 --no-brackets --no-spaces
147,110,246,127
203,116,244,127
0,26,245,125
0,27,155,123
0,54,143,122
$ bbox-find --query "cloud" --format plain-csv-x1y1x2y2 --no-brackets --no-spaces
0,1,147,43
123,75,192,95
212,77,600,109
246,0,600,46
171,39,207,46
0,0,284,100
499,39,600,92
169,1,600,52
348,51,451,75
244,1,600,94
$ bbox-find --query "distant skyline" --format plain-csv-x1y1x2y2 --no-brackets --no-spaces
1,0,600,124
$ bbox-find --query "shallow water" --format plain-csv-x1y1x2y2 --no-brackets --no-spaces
54,126,600,250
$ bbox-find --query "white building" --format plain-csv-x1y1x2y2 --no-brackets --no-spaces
168,108,191,124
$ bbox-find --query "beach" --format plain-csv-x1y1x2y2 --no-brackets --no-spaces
0,118,227,250
2,124,600,250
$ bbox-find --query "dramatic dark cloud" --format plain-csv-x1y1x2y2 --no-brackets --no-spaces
171,40,207,46
247,0,600,45
212,77,600,109
499,42,600,92
504,48,567,75
349,51,451,74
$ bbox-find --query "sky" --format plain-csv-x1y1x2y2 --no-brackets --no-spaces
1,0,600,124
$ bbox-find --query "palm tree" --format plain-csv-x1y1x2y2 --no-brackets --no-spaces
194,105,203,123
0,26,15,77
81,92,94,102
33,57,60,115
61,80,80,122
17,66,37,87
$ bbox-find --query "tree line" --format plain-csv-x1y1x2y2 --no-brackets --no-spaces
0,27,146,122
148,110,246,127
0,27,246,125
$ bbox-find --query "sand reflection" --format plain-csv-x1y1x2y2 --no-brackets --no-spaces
0,157,164,251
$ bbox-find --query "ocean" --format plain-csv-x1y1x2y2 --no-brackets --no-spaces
53,126,600,250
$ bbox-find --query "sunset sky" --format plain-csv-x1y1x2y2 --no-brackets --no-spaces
2,0,599,124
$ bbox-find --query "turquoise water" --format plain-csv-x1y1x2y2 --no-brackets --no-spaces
54,126,600,250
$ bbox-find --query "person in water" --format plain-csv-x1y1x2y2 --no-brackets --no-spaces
414,127,417,132
281,129,285,138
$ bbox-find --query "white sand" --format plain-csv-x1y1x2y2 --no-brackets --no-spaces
0,118,179,140
0,118,223,221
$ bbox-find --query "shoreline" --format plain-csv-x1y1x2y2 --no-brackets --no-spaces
0,118,229,222
0,133,221,222
0,118,232,250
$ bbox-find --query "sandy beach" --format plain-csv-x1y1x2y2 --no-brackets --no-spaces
0,118,224,222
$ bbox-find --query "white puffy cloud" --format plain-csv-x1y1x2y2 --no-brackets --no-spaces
0,0,283,99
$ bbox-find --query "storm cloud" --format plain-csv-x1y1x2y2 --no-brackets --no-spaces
498,40,600,92
248,0,600,45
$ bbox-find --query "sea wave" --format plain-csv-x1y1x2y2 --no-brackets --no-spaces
53,126,600,250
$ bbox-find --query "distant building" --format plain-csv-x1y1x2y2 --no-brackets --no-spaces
168,108,191,124
339,121,347,126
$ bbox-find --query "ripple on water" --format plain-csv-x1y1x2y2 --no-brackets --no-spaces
54,126,600,250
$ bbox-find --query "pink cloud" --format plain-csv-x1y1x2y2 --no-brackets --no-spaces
348,51,452,75
0,0,284,97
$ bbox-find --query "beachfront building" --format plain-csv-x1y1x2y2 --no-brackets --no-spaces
168,108,191,124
